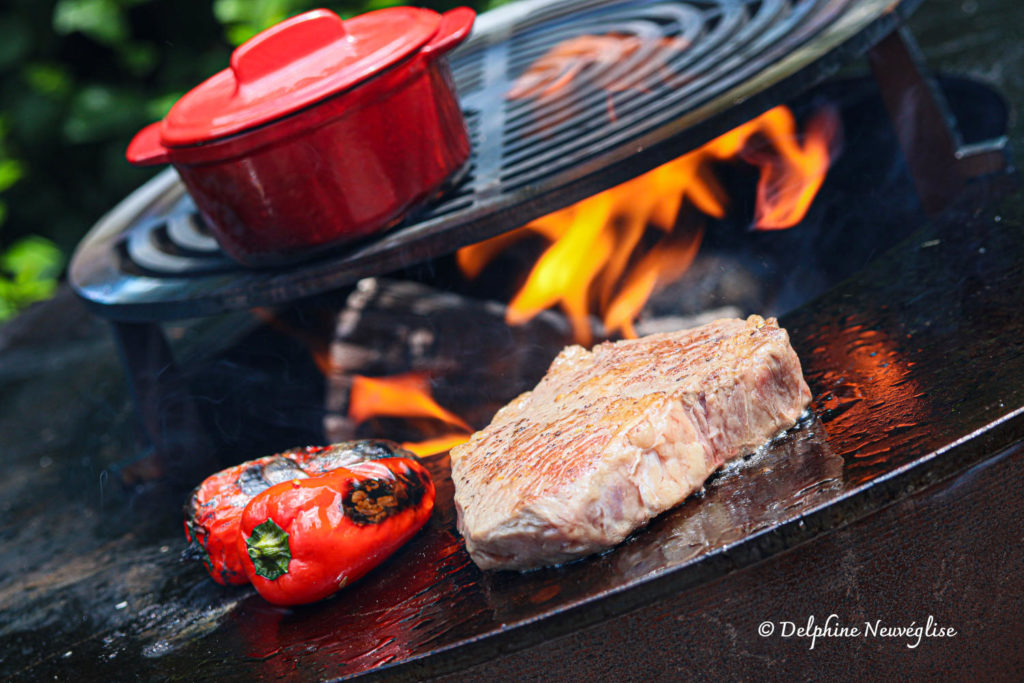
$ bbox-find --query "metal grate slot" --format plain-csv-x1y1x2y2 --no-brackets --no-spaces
452,46,487,95
123,195,235,276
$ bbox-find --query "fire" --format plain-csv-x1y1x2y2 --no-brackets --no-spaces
601,226,704,340
253,306,476,458
458,105,838,344
744,108,838,229
348,372,471,457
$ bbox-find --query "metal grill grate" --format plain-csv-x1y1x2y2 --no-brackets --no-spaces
71,0,922,321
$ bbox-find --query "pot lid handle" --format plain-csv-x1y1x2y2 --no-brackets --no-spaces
421,7,475,58
230,9,351,87
126,121,171,166
139,7,445,147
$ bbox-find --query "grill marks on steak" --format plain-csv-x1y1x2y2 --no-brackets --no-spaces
449,316,812,570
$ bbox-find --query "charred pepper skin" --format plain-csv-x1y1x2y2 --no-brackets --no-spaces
184,452,291,585
183,441,417,586
238,457,436,606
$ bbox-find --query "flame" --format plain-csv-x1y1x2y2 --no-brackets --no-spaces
400,434,473,459
744,107,839,229
458,105,838,344
348,372,471,456
602,226,704,339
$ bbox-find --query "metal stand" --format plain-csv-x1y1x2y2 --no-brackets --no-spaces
868,28,1008,214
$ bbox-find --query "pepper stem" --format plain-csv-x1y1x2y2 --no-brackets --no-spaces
246,518,291,580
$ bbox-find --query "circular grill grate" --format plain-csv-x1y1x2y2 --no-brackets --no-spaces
71,0,920,321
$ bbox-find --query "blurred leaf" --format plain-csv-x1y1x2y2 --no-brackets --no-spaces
0,115,23,200
0,235,64,321
0,159,24,193
224,24,258,46
2,235,63,278
64,85,144,143
24,62,73,98
213,0,320,45
9,92,64,146
145,91,184,120
0,290,14,321
118,41,157,76
211,0,249,23
53,0,128,45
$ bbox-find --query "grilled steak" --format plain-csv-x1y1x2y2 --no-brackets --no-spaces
450,315,812,570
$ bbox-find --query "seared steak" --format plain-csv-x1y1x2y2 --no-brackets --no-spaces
450,315,812,570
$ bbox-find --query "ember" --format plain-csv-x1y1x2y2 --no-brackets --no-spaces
457,105,839,344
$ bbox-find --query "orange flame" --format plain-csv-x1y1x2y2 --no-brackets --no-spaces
602,226,704,339
744,107,839,229
400,434,473,459
458,105,838,344
348,372,471,457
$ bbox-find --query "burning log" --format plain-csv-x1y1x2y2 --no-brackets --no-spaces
322,278,576,449
322,273,775,456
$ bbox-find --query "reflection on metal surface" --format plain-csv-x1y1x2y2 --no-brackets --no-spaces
505,32,694,129
802,318,932,485
611,417,843,577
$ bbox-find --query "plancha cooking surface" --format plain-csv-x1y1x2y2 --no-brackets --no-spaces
2,201,1023,680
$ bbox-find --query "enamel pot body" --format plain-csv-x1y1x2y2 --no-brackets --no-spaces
127,8,474,267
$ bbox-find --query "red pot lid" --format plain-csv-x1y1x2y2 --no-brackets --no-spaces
159,7,441,146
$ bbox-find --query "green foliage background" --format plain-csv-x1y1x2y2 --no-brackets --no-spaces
0,0,502,319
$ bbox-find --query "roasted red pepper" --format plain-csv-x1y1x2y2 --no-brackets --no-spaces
237,457,435,605
184,440,418,585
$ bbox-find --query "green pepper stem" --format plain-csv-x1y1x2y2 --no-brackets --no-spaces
246,518,291,580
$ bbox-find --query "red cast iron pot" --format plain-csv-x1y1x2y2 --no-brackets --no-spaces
127,7,475,267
